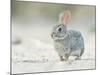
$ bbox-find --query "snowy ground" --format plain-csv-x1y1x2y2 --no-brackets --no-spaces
12,28,95,74
11,2,95,74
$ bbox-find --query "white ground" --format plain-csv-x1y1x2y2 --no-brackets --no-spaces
12,30,95,74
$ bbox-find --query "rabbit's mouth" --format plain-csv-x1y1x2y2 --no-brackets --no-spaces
51,32,57,39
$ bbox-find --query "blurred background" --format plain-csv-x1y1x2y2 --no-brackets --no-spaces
11,0,96,73
12,0,95,43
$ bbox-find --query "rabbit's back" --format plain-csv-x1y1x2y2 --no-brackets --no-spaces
67,30,84,51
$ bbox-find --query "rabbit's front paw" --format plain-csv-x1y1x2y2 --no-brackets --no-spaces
60,56,65,61
65,53,70,61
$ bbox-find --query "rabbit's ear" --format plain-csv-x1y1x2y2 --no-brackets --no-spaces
59,10,71,25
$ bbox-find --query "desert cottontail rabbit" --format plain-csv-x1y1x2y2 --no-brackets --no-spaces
51,10,84,61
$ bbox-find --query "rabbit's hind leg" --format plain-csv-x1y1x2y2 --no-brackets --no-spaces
75,48,84,60
75,56,81,60
80,48,84,57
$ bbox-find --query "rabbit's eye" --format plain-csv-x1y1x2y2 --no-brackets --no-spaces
58,28,62,32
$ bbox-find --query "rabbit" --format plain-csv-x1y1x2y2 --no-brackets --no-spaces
51,10,84,61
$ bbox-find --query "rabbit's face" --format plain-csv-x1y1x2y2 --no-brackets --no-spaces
51,24,66,39
51,10,71,40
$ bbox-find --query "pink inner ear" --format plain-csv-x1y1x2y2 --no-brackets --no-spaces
61,11,71,25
